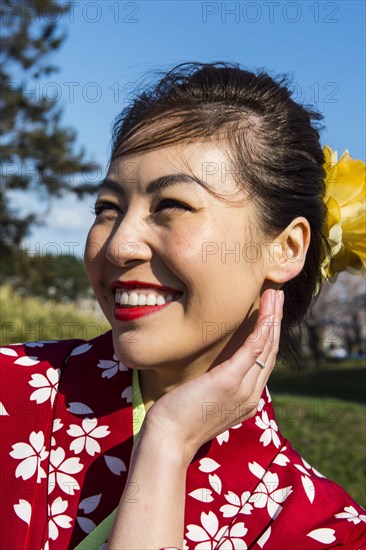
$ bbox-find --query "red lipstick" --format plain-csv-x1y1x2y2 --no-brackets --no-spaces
114,302,173,321
110,280,182,322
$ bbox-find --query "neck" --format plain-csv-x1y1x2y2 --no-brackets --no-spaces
138,307,259,412
139,357,207,412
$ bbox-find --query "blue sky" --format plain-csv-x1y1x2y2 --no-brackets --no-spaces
23,0,365,255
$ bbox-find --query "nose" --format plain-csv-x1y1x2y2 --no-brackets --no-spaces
105,213,152,267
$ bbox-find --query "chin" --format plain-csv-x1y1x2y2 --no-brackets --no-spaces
111,330,165,370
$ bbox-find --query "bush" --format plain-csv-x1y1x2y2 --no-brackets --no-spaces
0,285,110,344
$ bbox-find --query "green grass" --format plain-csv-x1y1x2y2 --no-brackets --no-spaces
270,394,366,507
0,285,110,344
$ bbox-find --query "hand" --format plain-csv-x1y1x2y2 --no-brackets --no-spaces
140,288,284,466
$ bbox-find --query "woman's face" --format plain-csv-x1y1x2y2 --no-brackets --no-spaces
84,138,272,377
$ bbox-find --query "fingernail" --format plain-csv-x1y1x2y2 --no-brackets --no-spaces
279,290,284,305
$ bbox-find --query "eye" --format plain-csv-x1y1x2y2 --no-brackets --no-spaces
93,201,120,216
155,199,192,213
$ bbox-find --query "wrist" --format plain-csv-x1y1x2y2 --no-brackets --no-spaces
136,419,195,469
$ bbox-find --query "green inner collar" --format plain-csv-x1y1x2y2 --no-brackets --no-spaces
73,368,146,549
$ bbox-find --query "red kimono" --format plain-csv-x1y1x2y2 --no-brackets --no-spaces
1,331,365,549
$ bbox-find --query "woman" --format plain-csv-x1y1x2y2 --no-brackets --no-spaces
1,62,365,549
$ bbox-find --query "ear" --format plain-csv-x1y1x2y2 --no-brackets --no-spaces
264,217,311,284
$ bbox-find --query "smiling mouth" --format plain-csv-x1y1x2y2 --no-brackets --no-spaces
114,288,182,308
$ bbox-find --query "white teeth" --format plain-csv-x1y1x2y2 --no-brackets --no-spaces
115,289,179,307
128,292,139,306
147,293,157,305
137,294,147,306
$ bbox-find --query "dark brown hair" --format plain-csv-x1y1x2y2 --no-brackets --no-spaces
109,61,330,368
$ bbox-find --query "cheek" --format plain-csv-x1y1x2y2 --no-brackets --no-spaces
155,226,202,273
183,228,265,314
161,227,235,305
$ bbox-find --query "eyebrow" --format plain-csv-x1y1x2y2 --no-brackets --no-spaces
97,173,207,195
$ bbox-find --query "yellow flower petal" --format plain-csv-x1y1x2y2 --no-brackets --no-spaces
341,202,366,262
317,145,366,293
324,196,341,233
324,146,365,207
323,144,338,166
328,224,342,253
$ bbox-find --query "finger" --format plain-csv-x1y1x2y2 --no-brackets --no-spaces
252,289,279,370
245,288,277,371
223,288,275,374
219,290,278,418
255,315,276,369
231,309,275,396
230,290,283,418
252,290,284,399
261,289,284,370
217,289,276,409
242,289,283,394
240,312,275,391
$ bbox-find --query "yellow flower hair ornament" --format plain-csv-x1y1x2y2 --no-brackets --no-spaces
319,145,366,290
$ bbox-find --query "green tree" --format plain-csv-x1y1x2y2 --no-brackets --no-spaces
13,252,93,302
0,0,97,253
